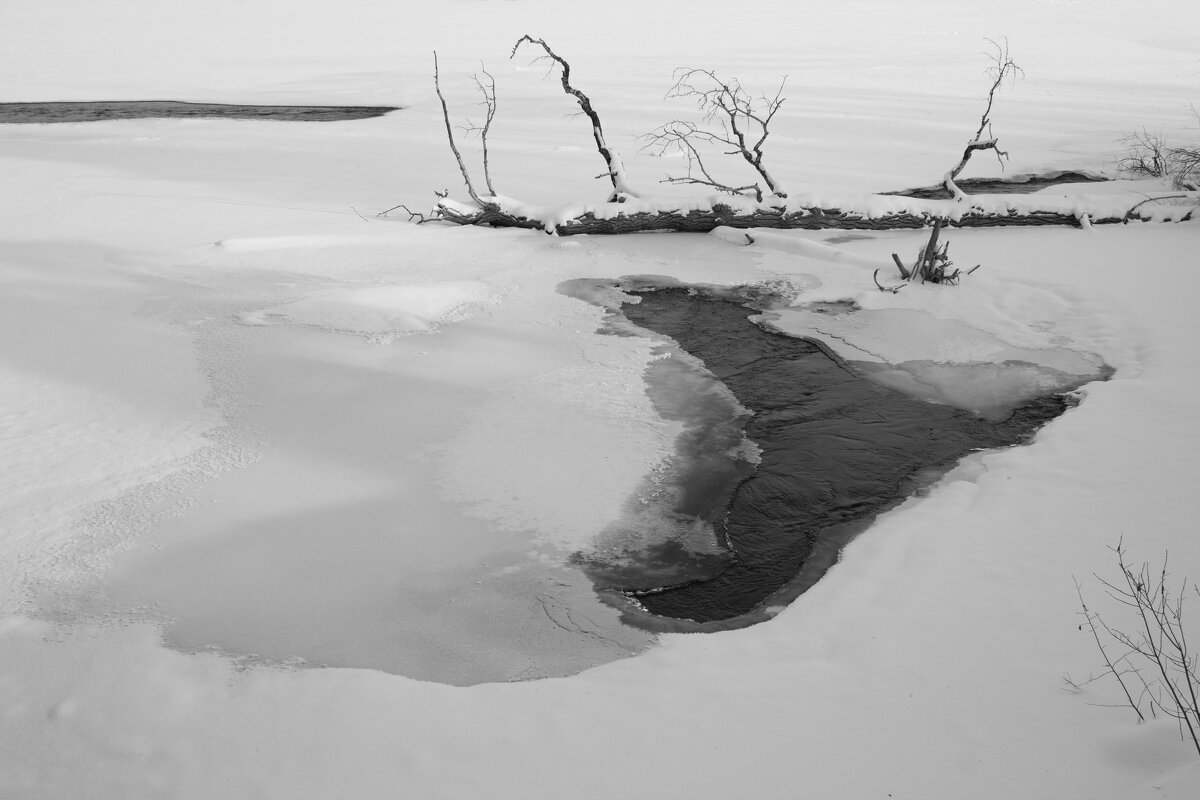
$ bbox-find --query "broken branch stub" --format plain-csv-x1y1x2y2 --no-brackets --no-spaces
890,220,974,285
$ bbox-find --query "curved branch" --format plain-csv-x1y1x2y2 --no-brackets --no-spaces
944,38,1023,200
511,35,638,200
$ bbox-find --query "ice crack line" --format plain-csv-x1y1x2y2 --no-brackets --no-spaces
534,593,624,649
810,326,889,363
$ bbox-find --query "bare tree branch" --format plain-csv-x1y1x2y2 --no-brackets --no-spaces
944,38,1023,200
645,68,788,200
377,203,442,223
511,35,638,201
1078,540,1200,755
433,51,489,208
643,121,764,200
1124,193,1196,222
459,65,499,196
1077,576,1145,721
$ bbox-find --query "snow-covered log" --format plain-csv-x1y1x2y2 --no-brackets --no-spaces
428,197,1191,235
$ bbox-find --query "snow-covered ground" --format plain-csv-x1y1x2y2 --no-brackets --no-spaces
1,0,1199,796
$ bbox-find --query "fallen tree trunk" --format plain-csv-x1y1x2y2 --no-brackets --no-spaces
433,200,1185,235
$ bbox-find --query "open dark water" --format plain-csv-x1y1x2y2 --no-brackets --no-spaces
0,101,399,123
575,281,1092,629
883,170,1109,199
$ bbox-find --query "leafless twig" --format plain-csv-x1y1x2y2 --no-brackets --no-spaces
1076,576,1145,721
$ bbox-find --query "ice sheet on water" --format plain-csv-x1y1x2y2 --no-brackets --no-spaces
239,281,501,341
764,306,1109,419
95,314,657,685
74,258,676,686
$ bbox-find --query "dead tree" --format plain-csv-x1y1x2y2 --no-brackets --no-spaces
644,69,789,201
511,35,638,201
407,40,1187,234
944,39,1023,200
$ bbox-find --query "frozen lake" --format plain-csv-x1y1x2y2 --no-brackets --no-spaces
2,1,1197,795
75,265,1111,678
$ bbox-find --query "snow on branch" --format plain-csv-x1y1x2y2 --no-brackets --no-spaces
511,35,639,201
644,68,789,201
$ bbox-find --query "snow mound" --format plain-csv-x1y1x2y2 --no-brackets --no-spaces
240,281,501,340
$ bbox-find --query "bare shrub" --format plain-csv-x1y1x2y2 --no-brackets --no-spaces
1071,540,1200,757
1119,109,1200,191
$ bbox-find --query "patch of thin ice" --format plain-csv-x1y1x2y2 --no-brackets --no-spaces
240,281,502,341
764,306,1108,418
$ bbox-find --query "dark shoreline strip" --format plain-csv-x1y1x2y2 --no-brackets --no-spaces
609,286,1076,626
0,101,400,124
